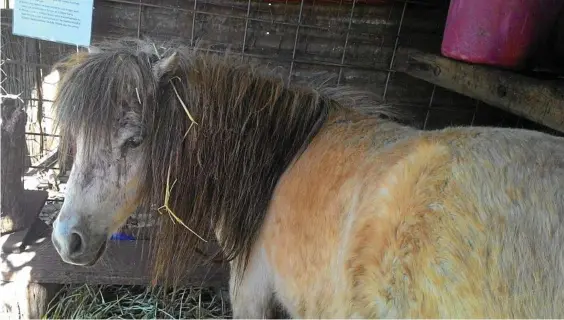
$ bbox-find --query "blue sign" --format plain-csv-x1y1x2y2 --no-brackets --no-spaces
13,0,94,46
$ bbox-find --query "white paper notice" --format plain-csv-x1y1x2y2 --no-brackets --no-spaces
13,0,94,46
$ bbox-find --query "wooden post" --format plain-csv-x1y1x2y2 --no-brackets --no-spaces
1,97,27,233
1,281,63,319
395,48,564,134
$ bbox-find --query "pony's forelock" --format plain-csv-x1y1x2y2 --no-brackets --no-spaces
53,40,161,170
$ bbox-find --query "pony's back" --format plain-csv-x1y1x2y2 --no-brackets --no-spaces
351,126,564,318
440,126,564,318
261,116,564,318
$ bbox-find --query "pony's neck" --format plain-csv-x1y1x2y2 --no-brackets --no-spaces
147,55,335,284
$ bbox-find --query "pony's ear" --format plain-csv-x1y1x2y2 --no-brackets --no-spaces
152,52,179,80
87,46,102,54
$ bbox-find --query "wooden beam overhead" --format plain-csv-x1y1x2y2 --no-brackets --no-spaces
395,48,564,134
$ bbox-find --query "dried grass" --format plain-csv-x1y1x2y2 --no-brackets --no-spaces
44,284,231,319
157,162,207,243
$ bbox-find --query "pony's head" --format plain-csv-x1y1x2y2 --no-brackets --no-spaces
51,42,179,266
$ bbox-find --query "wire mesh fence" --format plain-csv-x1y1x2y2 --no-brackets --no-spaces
1,0,553,238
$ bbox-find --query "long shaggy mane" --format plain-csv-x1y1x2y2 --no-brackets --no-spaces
53,38,392,288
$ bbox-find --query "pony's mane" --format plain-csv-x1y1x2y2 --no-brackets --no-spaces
53,38,391,288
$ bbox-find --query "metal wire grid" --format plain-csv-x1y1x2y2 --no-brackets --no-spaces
99,0,462,113
1,28,75,171
100,0,412,72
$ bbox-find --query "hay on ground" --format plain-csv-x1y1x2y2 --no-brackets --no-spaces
44,284,231,319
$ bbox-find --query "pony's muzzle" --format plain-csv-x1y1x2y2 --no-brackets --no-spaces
52,218,103,266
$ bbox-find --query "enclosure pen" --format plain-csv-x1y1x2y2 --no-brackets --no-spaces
1,0,564,319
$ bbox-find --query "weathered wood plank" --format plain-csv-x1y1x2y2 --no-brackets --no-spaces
1,230,229,287
1,190,49,246
2,216,50,255
395,48,564,133
1,281,63,319
1,98,27,234
26,149,59,175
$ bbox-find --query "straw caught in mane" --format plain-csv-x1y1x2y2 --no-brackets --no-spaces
53,38,391,287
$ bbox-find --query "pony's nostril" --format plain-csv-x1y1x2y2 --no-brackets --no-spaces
69,231,84,256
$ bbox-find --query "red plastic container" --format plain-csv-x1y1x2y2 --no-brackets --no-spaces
441,0,564,69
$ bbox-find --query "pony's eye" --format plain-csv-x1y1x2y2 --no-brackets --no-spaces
122,137,142,150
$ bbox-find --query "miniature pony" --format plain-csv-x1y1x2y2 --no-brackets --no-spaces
52,38,564,318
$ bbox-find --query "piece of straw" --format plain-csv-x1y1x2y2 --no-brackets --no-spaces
135,87,142,104
157,163,207,242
